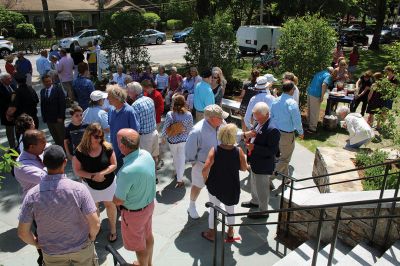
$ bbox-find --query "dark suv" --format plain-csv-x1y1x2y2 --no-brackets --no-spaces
340,29,369,46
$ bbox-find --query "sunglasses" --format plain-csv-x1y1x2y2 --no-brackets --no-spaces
92,134,103,140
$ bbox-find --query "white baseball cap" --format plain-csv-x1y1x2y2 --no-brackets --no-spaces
90,90,108,101
255,76,269,89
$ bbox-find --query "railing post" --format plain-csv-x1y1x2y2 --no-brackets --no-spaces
328,207,342,266
220,213,226,266
370,164,390,244
383,171,400,248
285,179,295,237
213,204,218,266
312,208,325,266
278,173,286,235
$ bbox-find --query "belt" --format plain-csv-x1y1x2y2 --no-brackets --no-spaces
279,130,294,134
120,204,149,212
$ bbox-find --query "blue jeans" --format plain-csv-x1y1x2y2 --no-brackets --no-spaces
346,138,370,149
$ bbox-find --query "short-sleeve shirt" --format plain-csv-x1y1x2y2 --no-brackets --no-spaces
193,81,215,112
155,73,169,91
169,74,183,91
75,146,115,190
65,123,87,153
82,106,109,130
307,70,332,98
18,174,97,255
115,149,156,210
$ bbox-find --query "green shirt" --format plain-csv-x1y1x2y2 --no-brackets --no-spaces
115,149,156,210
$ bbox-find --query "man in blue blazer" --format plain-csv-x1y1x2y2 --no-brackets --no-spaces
40,74,66,147
241,102,280,219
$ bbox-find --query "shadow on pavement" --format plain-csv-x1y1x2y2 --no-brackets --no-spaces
0,227,26,252
156,179,186,205
95,216,123,265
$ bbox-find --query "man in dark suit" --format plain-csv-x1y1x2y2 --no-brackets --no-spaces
241,102,280,219
40,74,66,147
0,73,17,148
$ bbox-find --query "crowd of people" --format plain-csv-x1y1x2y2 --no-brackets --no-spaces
0,40,397,265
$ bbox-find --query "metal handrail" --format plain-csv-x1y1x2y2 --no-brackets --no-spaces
207,196,400,266
105,244,130,266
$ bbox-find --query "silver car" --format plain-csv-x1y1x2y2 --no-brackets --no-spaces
59,29,103,50
139,29,166,45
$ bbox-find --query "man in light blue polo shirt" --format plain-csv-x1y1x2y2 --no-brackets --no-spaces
193,69,214,122
113,128,156,266
307,67,334,133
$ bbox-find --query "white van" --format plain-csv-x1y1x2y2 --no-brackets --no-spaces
236,25,281,54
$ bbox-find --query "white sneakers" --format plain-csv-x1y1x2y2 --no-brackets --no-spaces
187,207,200,219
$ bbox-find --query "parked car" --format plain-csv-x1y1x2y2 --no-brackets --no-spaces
345,24,364,31
340,29,369,46
380,28,400,44
59,29,103,50
0,37,13,58
139,29,166,45
172,27,193,43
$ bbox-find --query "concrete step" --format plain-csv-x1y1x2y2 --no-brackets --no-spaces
310,239,352,266
374,241,400,266
272,240,322,266
336,242,380,266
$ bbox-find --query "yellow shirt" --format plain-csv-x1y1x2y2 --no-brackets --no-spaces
87,47,97,63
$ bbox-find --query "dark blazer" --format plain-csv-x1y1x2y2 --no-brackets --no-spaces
248,119,280,175
40,84,66,123
0,82,17,126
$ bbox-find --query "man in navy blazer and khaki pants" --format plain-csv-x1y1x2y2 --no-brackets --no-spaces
241,102,280,219
40,74,66,147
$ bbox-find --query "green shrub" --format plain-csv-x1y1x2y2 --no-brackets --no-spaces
278,14,337,110
0,7,26,32
355,150,398,190
15,23,36,39
184,18,237,80
143,12,161,27
166,19,183,30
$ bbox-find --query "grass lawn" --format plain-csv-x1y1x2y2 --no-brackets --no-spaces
230,43,397,153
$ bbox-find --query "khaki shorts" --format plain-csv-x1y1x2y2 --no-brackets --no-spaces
43,240,98,266
139,130,159,157
191,162,205,188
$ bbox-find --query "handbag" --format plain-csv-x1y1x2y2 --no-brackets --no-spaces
166,113,184,137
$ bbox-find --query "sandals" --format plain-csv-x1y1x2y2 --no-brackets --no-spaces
108,232,118,243
201,231,215,242
175,181,185,188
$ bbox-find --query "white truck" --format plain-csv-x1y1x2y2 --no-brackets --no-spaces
236,25,282,54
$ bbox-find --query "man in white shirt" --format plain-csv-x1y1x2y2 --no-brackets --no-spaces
112,65,127,88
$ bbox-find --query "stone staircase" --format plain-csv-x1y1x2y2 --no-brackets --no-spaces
273,239,400,266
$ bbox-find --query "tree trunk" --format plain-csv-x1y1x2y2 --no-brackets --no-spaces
196,0,211,20
245,1,257,25
370,0,386,50
41,0,52,37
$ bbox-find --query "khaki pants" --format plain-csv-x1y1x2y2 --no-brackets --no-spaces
62,81,74,102
47,121,65,147
307,94,321,131
43,240,98,266
195,111,204,123
274,131,295,177
250,169,271,212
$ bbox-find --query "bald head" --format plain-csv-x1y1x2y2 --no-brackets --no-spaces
117,128,140,155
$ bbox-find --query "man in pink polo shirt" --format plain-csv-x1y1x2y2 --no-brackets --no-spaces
57,49,74,104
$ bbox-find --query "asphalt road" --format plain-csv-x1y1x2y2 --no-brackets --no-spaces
0,40,187,76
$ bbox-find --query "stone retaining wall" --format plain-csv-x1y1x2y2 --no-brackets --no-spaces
280,200,400,248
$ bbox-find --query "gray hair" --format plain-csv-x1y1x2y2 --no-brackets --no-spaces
327,66,334,73
126,81,143,95
117,64,124,70
47,70,58,79
252,102,270,116
124,75,133,84
106,84,127,103
337,106,350,116
0,72,11,81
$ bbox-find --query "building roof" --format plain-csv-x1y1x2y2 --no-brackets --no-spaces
9,0,141,12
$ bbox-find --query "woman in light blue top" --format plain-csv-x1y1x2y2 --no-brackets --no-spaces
161,95,193,188
155,65,169,93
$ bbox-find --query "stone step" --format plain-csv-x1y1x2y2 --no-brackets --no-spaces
310,239,352,266
374,241,400,266
336,242,381,266
272,240,322,266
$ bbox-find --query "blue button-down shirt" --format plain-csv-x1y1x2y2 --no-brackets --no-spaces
131,94,156,134
73,75,95,110
307,70,332,98
271,93,304,135
194,81,215,112
109,103,140,162
112,73,127,88
82,106,110,141
36,56,51,77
